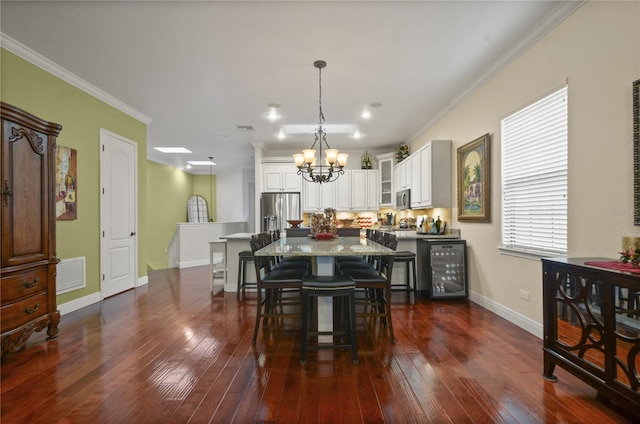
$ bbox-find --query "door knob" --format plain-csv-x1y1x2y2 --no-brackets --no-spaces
130,232,136,236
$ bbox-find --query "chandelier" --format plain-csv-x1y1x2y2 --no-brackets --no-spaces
293,60,348,184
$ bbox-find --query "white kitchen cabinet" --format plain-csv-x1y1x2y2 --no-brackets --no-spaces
350,170,367,210
335,169,379,212
367,169,380,210
377,153,394,207
412,140,452,208
302,178,336,212
335,171,352,210
411,153,421,208
393,156,411,191
262,163,302,192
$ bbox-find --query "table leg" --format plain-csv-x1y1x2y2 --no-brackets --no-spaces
316,256,334,343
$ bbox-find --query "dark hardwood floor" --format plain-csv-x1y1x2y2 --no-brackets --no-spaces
1,266,636,423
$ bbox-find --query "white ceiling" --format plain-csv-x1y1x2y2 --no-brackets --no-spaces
0,1,581,174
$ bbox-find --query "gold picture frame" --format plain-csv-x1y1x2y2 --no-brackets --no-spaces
457,133,491,222
56,145,77,220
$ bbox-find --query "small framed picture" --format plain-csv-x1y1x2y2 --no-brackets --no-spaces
457,133,491,222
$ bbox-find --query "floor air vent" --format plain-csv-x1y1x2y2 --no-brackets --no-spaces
56,257,86,294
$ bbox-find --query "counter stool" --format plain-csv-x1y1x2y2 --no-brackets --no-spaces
237,250,256,299
392,251,417,297
300,275,358,365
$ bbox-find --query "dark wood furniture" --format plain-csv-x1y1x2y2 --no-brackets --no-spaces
1,102,62,355
542,257,640,415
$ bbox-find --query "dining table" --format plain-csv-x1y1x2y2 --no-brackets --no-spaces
254,235,396,338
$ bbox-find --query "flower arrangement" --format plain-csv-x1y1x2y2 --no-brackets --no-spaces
395,143,409,162
619,247,639,267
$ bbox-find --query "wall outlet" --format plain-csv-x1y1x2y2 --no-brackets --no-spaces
520,290,531,301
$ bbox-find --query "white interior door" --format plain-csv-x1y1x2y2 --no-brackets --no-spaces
100,129,137,299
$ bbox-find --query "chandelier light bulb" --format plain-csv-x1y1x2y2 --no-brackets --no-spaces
337,153,348,167
293,153,305,167
325,149,338,165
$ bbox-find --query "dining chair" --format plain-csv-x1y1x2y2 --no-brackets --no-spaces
300,275,358,365
340,238,398,343
249,238,308,344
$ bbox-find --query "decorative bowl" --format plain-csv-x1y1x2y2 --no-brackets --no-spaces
287,220,303,228
315,232,334,240
339,219,354,227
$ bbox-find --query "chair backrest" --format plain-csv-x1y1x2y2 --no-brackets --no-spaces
379,238,397,281
249,238,272,282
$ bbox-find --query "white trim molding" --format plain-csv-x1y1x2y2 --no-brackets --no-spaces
469,290,543,339
57,292,102,316
1,33,152,125
137,275,149,287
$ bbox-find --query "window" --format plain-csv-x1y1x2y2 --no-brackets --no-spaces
501,86,568,255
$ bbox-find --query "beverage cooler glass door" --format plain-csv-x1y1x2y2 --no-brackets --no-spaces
427,240,467,299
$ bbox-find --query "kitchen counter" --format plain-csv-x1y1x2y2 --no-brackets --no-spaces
382,229,461,239
221,232,254,240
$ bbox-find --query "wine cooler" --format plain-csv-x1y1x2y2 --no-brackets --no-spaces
418,239,467,299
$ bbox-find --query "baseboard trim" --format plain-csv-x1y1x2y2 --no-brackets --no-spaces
138,275,149,287
468,290,543,339
178,259,210,268
57,292,102,316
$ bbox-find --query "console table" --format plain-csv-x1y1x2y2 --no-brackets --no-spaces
542,257,640,414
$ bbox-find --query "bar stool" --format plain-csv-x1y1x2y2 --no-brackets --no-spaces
300,275,358,365
237,250,256,299
392,251,417,297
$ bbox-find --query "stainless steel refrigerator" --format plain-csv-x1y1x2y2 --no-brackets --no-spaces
260,192,301,232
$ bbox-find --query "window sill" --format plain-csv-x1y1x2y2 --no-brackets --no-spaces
498,246,566,261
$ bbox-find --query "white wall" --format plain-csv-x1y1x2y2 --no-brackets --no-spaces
216,168,253,223
409,1,640,335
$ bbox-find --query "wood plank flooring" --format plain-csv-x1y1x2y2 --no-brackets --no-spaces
1,266,637,423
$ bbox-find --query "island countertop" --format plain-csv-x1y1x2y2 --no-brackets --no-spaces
221,232,254,240
254,236,395,257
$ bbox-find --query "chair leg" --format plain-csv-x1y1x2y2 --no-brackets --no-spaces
411,259,417,296
252,285,263,344
348,291,358,364
405,261,411,291
237,258,243,300
300,291,309,365
385,285,396,343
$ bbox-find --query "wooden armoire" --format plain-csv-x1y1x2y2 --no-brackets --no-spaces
1,102,62,355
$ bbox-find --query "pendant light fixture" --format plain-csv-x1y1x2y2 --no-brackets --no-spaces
293,60,348,184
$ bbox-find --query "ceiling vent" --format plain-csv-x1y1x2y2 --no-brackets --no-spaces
236,125,255,131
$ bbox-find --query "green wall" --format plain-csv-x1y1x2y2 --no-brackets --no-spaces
1,49,147,305
193,174,217,222
145,164,218,270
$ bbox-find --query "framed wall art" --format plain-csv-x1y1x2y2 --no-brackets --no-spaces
634,79,639,225
457,133,491,222
56,145,77,220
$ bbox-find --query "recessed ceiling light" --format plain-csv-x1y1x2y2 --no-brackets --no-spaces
361,110,371,119
154,147,192,153
353,130,363,139
277,129,286,140
370,102,383,108
266,103,281,121
187,160,216,166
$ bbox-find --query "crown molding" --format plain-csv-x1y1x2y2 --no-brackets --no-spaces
407,0,586,144
1,33,152,125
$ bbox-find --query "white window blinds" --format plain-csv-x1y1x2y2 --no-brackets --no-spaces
501,86,568,255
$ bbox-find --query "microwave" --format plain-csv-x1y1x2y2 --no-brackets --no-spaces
396,189,411,210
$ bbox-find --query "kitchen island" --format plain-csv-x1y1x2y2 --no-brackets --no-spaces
219,232,255,293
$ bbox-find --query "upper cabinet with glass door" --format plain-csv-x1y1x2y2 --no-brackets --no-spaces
377,153,394,207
